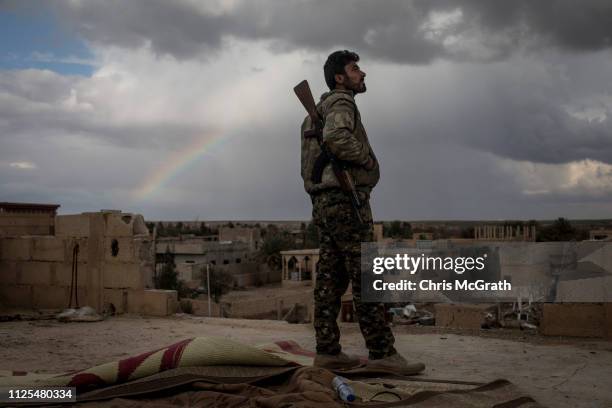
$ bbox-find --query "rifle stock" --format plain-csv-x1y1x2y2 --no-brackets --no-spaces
294,80,319,121
294,80,363,224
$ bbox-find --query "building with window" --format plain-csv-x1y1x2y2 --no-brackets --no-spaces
280,249,319,286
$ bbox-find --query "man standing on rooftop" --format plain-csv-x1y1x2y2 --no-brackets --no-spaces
300,50,425,374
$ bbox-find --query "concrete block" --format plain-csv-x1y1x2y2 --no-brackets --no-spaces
0,237,32,261
133,238,153,261
0,214,54,237
1,226,34,236
126,290,144,313
49,238,89,264
103,288,128,314
132,215,149,236
31,237,66,262
541,303,605,338
19,262,53,285
103,262,143,289
53,261,88,286
85,213,105,312
104,237,135,262
104,213,135,237
173,242,204,254
85,212,105,238
0,261,20,284
128,289,177,316
0,214,53,227
435,303,495,330
557,277,612,302
0,284,33,308
103,213,149,237
68,238,88,263
144,289,177,316
55,214,90,237
32,285,69,309
583,244,612,274
190,299,221,316
0,225,53,237
141,263,155,289
176,263,195,281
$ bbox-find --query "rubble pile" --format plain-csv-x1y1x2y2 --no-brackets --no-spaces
389,302,543,332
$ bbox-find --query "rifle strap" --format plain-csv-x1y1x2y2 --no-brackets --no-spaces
311,151,330,184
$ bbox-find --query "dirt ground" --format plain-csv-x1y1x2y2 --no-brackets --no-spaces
1,314,612,408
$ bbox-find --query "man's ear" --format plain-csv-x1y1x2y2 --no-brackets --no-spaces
334,73,345,85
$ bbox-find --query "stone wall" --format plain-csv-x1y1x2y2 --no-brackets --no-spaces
189,289,313,320
215,263,281,287
0,213,55,237
0,211,174,316
174,262,281,288
218,227,262,251
156,238,252,267
541,303,612,339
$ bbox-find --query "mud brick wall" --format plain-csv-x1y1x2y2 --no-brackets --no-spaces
541,303,612,339
0,213,55,236
0,236,89,309
188,290,313,320
434,303,496,330
0,211,167,315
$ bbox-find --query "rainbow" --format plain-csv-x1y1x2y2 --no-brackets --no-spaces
133,133,224,200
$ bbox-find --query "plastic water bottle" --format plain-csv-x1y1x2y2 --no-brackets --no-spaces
332,376,356,402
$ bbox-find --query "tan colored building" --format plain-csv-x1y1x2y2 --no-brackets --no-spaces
218,226,262,252
280,225,383,287
590,229,612,241
156,237,251,268
0,208,176,316
474,224,536,241
155,236,272,287
413,232,434,240
280,249,319,286
0,202,60,236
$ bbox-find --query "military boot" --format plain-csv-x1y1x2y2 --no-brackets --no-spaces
313,351,361,370
366,353,425,375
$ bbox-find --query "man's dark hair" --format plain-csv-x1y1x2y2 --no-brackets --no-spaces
324,50,360,90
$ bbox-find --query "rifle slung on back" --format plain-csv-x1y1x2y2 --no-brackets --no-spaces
294,80,363,224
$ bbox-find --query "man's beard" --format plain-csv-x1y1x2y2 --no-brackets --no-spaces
351,80,366,94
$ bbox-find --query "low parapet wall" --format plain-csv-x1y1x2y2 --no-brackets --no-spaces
189,289,313,320
0,211,174,316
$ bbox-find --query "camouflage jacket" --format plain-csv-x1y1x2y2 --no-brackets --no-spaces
301,89,380,195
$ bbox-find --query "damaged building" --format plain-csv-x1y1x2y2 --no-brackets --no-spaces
0,203,177,316
155,226,277,288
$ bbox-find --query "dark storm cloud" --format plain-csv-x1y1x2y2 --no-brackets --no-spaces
30,0,612,63
2,0,612,220
428,89,612,165
354,52,612,168
459,0,612,52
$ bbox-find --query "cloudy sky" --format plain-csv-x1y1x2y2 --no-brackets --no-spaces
1,0,611,221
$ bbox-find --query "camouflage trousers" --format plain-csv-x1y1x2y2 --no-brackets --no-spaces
311,189,396,359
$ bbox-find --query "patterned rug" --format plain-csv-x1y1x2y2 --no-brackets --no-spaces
0,337,296,390
0,337,546,407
